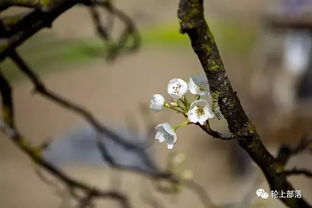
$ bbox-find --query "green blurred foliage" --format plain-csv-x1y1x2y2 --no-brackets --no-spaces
142,18,257,55
1,17,257,82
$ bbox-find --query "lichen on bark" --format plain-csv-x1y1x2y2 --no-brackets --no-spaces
178,0,311,207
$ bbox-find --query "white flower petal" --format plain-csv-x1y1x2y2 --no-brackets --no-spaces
150,94,165,111
188,74,209,96
155,122,167,131
187,99,214,125
190,99,208,109
159,137,165,143
187,108,198,123
154,122,177,148
167,78,188,99
161,122,176,137
205,106,215,119
198,113,209,125
155,129,165,142
155,131,162,140
167,144,174,149
188,78,198,95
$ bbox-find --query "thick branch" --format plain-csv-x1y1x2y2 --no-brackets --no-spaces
0,0,139,62
0,0,80,61
177,1,311,207
0,0,59,10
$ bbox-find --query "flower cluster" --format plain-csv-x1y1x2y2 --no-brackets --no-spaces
150,74,214,149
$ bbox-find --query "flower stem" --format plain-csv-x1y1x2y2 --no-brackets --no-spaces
183,96,190,110
178,96,190,111
164,102,186,114
173,120,189,131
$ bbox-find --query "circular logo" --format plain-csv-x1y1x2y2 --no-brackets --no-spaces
256,189,269,199
261,192,269,199
256,189,265,197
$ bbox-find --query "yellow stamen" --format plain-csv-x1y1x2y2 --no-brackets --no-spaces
195,106,205,116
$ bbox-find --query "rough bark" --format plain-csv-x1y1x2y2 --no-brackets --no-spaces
178,1,311,207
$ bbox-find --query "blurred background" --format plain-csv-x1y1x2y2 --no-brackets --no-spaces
0,0,312,207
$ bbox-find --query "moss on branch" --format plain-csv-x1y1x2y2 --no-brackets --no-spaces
178,0,311,207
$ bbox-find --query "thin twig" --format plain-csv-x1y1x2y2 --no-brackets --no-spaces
10,51,157,173
0,71,130,208
277,135,312,166
285,168,312,178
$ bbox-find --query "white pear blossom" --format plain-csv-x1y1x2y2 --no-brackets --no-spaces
150,94,165,111
155,122,177,149
187,99,214,125
167,78,188,99
188,74,210,96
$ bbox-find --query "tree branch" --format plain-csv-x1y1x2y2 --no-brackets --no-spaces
10,51,222,208
0,0,66,11
0,0,81,61
0,2,218,208
285,168,312,178
9,51,155,168
277,135,312,167
177,1,311,207
0,71,130,208
0,66,216,208
91,0,140,60
0,0,139,61
197,122,233,140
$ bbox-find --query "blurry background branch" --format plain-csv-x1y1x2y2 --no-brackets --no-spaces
285,168,312,178
0,0,139,61
2,0,311,207
0,0,80,60
0,71,131,208
0,0,217,207
277,135,312,167
88,0,140,60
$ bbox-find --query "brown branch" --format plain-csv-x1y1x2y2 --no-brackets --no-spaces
0,0,66,11
89,4,110,40
95,134,172,179
11,51,213,203
285,168,312,178
0,71,130,208
181,112,232,140
0,0,139,62
0,0,81,61
277,135,312,167
0,11,32,37
92,0,141,60
197,122,233,140
1,2,213,208
177,1,311,207
1,64,214,208
0,0,42,10
9,51,158,172
266,14,312,30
